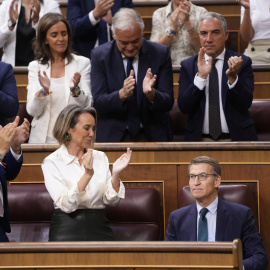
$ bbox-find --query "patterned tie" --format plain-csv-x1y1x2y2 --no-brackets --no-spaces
98,19,108,45
126,57,141,137
209,58,222,140
198,208,209,241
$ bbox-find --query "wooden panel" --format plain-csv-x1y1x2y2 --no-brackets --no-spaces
0,240,243,269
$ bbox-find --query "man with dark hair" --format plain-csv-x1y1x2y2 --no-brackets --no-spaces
166,156,268,270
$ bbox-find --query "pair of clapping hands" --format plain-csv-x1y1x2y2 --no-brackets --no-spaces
9,0,41,26
81,148,132,177
0,117,30,159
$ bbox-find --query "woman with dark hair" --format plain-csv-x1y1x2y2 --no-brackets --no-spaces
42,104,132,241
26,13,92,143
0,0,61,66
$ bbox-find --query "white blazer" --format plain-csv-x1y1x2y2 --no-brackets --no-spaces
0,0,61,66
27,54,93,143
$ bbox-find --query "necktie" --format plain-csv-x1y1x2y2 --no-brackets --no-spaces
198,208,209,241
98,19,108,45
126,57,141,137
209,58,222,140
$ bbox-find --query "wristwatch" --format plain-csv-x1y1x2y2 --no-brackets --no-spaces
166,28,177,37
8,19,16,28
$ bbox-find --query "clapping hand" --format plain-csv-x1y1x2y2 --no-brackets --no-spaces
82,149,94,178
11,117,30,154
31,0,41,23
112,148,132,176
38,70,50,94
69,72,81,91
0,117,18,158
197,47,212,79
9,0,19,27
143,68,156,101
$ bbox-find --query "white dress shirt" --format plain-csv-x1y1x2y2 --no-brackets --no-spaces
42,145,125,213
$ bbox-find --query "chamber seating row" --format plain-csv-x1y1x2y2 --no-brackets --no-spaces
7,182,258,242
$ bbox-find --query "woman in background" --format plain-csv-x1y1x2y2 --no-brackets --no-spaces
238,0,270,64
27,13,92,143
0,0,61,66
150,0,207,65
42,104,132,241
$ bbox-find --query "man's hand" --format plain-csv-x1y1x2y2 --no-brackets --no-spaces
93,0,114,20
237,0,250,9
101,9,112,25
197,47,212,79
143,68,156,102
0,117,19,158
119,70,136,103
226,56,243,85
11,118,30,154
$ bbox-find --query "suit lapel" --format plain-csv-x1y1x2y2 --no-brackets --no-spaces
215,197,229,241
189,204,198,241
112,42,126,88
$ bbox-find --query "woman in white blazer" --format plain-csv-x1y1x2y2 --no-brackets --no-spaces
27,13,93,143
0,0,61,66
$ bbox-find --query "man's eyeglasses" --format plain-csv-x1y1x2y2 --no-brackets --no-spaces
188,173,217,182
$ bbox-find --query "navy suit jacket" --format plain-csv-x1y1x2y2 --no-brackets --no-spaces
178,50,258,141
0,61,19,126
66,0,134,59
166,197,268,270
90,38,174,142
0,151,22,237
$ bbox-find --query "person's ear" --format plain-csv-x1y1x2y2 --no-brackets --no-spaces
214,175,221,188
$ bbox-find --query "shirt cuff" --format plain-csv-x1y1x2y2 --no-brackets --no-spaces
10,147,22,161
227,76,238,89
194,72,207,90
89,10,99,25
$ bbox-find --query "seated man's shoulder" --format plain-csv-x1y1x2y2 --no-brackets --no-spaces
170,204,194,218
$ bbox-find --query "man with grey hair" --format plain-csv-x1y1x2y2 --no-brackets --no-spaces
90,8,174,142
166,155,268,270
178,12,257,142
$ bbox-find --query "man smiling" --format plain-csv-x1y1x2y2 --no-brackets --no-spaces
166,156,268,270
90,8,174,142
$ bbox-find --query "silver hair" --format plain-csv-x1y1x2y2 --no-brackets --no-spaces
112,8,144,34
199,12,227,32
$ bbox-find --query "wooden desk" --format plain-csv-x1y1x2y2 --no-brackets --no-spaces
0,240,243,269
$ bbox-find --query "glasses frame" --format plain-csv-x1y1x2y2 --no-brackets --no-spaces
188,173,217,182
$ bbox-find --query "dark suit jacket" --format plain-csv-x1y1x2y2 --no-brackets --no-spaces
0,61,19,126
177,50,258,141
166,197,268,270
90,38,174,142
66,0,134,59
0,150,22,239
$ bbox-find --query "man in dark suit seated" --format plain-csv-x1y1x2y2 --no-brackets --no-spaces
67,0,134,60
178,12,258,141
0,116,29,242
166,156,268,270
91,8,174,142
0,61,19,127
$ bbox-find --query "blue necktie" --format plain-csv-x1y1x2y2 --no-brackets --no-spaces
126,57,140,137
198,208,209,241
98,19,108,45
209,58,222,140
